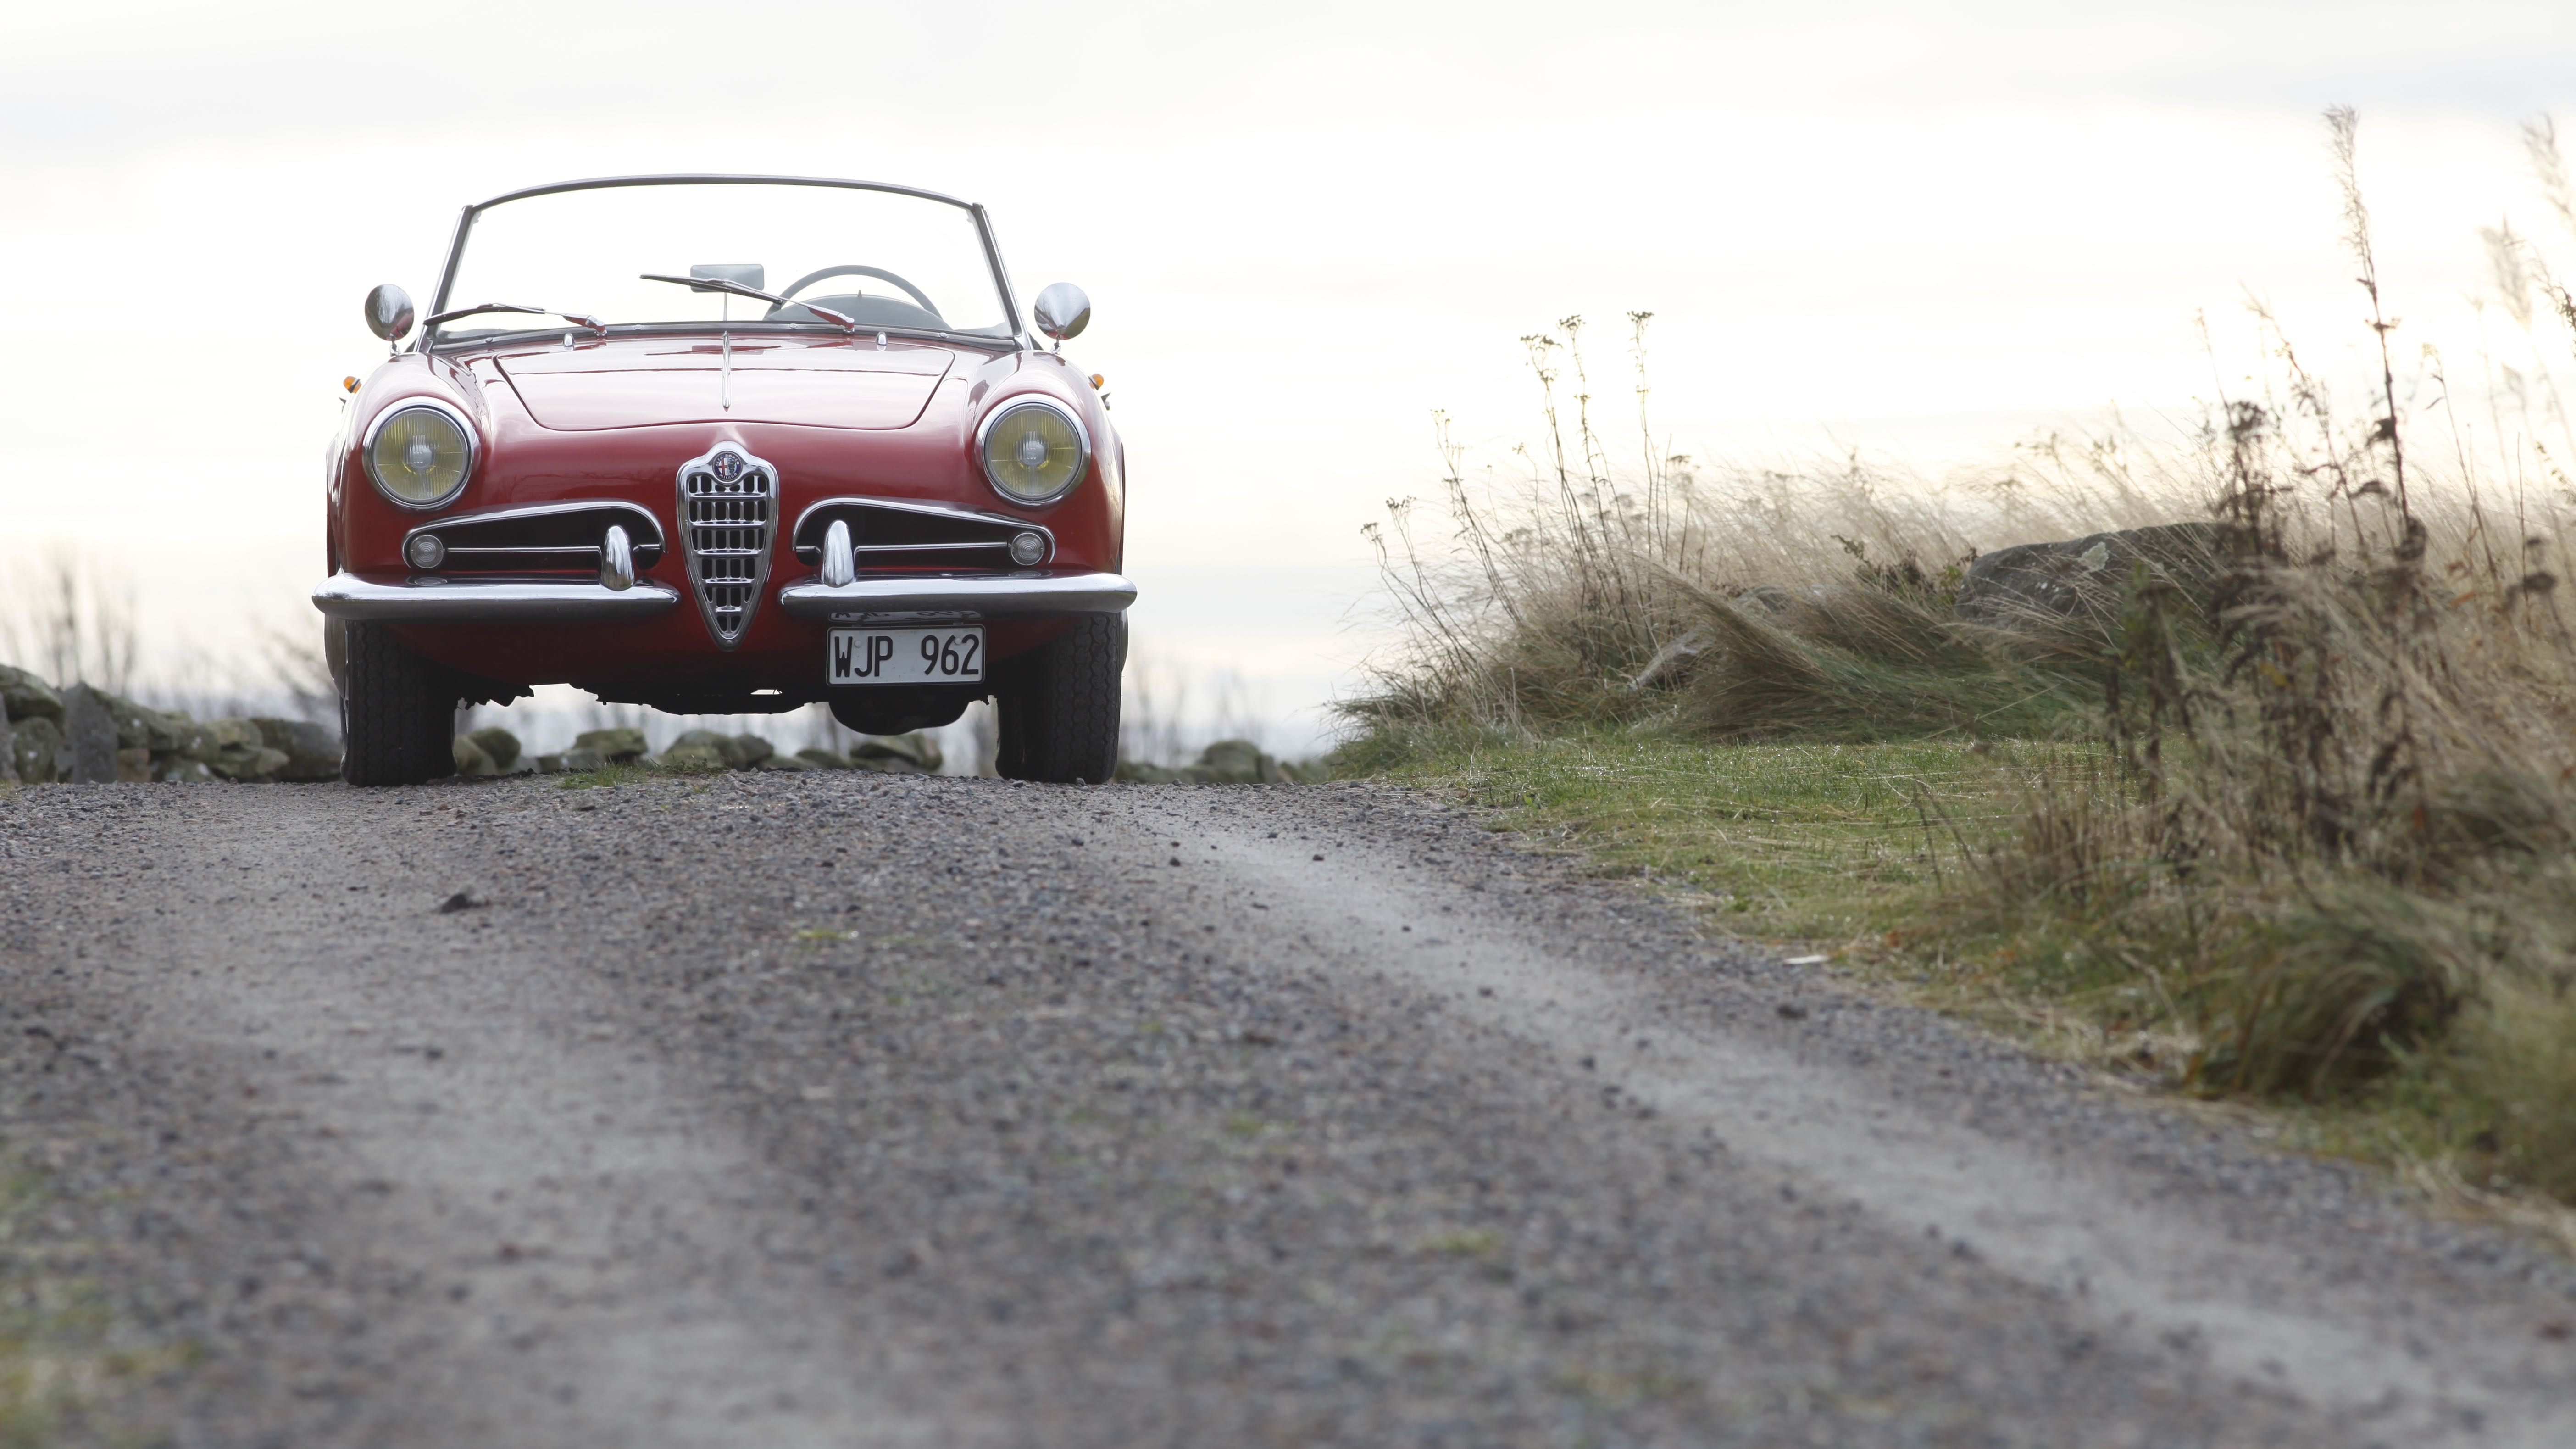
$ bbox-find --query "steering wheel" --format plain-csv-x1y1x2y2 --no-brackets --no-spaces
774,265,945,322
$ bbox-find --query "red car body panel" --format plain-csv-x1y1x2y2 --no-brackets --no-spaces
494,337,954,432
327,335,1123,697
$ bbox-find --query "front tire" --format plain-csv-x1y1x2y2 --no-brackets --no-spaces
340,621,458,786
995,615,1124,785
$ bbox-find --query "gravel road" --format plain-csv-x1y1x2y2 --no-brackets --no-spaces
3,772,2572,1446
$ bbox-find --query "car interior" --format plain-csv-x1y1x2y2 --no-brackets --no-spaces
761,263,952,333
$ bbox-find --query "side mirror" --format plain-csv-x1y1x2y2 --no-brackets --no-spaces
1032,282,1091,348
364,284,416,345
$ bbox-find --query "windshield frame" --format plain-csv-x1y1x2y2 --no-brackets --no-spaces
422,174,1027,351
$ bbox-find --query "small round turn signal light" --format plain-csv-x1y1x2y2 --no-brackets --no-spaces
1088,373,1105,390
1009,531,1047,567
342,376,361,394
405,534,446,570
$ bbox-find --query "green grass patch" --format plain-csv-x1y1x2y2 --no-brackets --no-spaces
1363,723,2027,944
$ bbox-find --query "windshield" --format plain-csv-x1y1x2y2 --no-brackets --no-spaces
431,180,1015,344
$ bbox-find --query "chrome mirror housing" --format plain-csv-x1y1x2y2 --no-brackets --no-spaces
1032,282,1091,349
364,284,416,346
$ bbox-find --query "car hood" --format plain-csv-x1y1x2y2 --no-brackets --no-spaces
492,336,957,432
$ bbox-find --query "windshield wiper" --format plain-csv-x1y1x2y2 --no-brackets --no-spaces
638,273,858,332
425,302,607,333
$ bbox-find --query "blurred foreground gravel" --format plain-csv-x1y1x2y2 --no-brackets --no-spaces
1,774,2572,1446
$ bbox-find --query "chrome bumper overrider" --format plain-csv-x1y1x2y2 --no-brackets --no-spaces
777,571,1137,621
311,571,682,621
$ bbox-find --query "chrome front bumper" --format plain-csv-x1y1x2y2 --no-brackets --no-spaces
776,571,1137,621
311,571,682,622
311,569,1135,624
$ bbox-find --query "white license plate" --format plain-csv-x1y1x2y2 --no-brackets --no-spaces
826,626,984,685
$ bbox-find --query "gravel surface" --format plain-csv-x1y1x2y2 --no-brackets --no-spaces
2,773,2572,1446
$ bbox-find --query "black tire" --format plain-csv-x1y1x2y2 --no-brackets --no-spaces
994,614,1124,785
340,621,459,786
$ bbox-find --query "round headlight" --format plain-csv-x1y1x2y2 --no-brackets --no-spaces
978,398,1088,505
366,403,473,508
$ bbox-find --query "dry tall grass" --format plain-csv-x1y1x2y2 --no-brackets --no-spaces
1980,114,2576,1197
1348,110,2576,1204
1348,308,2211,742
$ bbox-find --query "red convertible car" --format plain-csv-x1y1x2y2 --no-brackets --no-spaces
313,175,1131,786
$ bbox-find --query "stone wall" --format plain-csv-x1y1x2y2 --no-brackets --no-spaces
472,726,949,777
0,665,341,785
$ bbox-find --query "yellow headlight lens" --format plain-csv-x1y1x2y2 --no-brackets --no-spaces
368,406,472,507
981,401,1085,503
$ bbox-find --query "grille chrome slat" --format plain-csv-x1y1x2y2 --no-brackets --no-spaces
402,501,665,576
788,496,1056,577
675,443,776,649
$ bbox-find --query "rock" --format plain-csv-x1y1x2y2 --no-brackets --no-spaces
542,747,606,774
0,713,13,784
572,726,649,763
755,751,816,770
155,757,217,784
1198,738,1264,781
667,729,748,769
115,747,153,783
10,716,64,782
186,719,289,782
1196,739,1278,785
452,735,498,777
198,718,263,753
1954,522,2231,624
64,688,186,751
253,718,344,782
1113,737,1298,784
851,733,941,774
654,744,729,770
1116,740,1294,786
464,725,522,772
60,685,119,783
205,744,291,782
795,747,853,770
163,717,212,760
730,733,775,767
0,666,61,724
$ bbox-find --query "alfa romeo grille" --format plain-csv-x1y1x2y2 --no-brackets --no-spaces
676,444,775,648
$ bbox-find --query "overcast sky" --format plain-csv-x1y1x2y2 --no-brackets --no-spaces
6,1,2574,748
